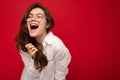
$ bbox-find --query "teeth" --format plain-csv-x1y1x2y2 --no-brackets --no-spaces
30,23,38,26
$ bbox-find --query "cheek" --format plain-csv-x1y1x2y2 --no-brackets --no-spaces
39,21,48,28
27,22,30,28
27,22,30,26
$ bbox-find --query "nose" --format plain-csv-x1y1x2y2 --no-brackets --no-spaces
31,16,37,20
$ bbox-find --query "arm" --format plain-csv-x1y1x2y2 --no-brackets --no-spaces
20,50,40,78
54,46,71,80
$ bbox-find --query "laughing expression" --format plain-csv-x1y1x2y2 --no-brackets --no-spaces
26,8,48,38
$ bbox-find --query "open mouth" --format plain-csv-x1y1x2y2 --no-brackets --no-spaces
30,24,39,30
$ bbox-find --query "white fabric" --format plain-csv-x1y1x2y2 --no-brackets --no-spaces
20,32,71,80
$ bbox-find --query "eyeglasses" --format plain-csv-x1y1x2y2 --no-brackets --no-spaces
25,13,45,21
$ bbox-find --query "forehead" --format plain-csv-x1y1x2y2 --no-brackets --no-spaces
29,8,44,15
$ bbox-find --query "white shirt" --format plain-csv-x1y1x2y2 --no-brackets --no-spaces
20,32,71,80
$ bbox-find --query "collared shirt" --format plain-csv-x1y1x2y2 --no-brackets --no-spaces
20,32,71,80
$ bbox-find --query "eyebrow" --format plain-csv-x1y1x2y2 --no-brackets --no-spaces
29,13,44,16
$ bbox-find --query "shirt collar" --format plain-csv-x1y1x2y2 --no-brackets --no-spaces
42,31,53,48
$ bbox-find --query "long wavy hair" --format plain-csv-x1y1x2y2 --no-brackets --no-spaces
15,3,54,71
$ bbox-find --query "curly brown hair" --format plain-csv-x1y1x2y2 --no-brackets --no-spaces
15,3,54,71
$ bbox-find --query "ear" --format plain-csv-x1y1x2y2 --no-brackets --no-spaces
46,24,50,28
46,25,49,28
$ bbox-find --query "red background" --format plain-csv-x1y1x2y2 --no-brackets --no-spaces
0,0,120,80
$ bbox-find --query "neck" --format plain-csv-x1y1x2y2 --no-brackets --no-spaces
35,32,47,44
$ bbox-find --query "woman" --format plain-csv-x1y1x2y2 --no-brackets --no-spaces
15,3,71,80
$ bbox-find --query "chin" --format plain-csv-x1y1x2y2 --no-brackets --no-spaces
29,34,37,37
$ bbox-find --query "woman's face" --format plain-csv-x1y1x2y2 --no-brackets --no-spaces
26,8,48,38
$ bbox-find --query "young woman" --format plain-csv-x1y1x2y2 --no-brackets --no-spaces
15,3,71,80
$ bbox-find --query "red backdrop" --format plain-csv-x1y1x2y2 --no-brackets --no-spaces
0,0,120,80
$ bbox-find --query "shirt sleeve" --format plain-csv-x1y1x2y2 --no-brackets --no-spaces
54,46,71,80
19,50,40,78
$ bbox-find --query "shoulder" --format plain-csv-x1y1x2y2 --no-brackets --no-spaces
50,33,71,61
50,32,70,55
44,32,69,52
50,32,66,48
